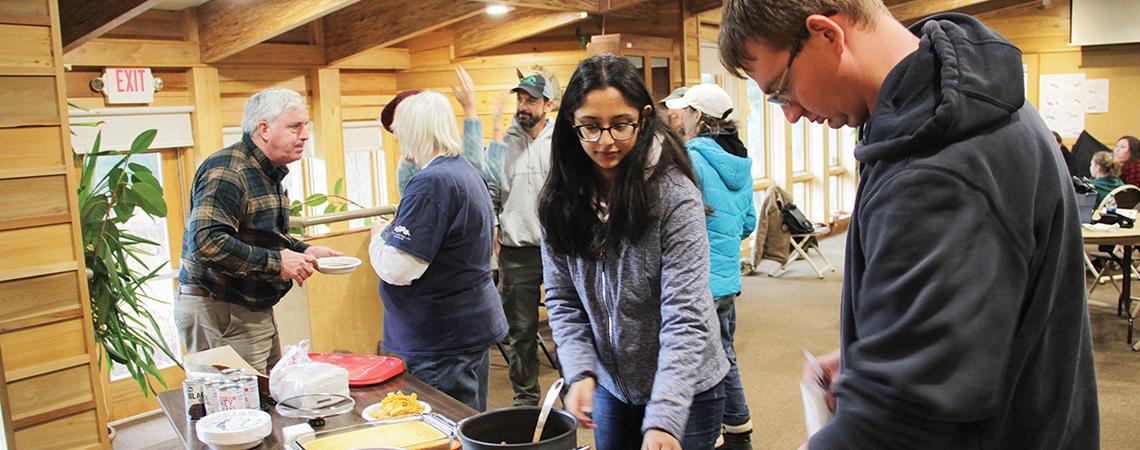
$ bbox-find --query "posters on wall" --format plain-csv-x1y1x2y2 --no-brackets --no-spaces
1039,73,1110,138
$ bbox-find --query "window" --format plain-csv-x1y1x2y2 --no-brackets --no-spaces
768,102,786,172
791,120,806,173
793,182,807,211
90,151,181,380
828,128,841,167
829,175,841,215
746,78,766,179
808,122,824,171
343,121,389,228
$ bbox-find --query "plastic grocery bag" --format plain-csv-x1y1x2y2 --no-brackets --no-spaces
269,340,350,406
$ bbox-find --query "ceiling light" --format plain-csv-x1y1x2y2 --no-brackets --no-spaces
486,5,510,15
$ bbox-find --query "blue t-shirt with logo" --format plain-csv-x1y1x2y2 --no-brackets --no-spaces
378,156,506,357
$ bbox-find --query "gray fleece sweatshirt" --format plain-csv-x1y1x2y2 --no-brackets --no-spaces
541,167,729,440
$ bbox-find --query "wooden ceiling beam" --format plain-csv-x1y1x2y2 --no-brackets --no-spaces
685,0,722,16
470,0,601,12
452,8,591,57
196,0,363,63
323,0,484,64
59,0,166,52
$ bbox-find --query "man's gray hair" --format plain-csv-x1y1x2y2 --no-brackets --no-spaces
242,88,306,135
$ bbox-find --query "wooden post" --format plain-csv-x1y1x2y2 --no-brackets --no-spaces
309,68,348,231
187,66,223,171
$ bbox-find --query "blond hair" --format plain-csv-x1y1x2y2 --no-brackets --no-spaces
391,91,462,166
1093,151,1121,178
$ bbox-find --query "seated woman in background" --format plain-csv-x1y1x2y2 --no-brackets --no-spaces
1091,151,1123,206
1113,135,1140,186
1052,131,1073,176
368,90,507,412
538,54,728,450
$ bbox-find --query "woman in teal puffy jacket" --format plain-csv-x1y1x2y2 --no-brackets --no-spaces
666,83,757,447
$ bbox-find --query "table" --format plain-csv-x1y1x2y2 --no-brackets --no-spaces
1081,225,1140,351
158,373,478,448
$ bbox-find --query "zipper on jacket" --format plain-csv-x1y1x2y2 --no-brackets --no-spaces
599,249,633,401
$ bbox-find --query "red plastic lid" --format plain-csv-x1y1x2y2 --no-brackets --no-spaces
308,353,405,387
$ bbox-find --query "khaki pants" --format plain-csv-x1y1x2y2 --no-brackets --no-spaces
174,293,281,374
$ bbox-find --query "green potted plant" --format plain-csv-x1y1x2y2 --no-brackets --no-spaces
76,128,179,396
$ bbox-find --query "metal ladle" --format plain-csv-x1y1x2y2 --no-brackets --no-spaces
531,378,564,443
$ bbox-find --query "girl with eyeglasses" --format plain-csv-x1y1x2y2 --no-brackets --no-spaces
538,54,729,450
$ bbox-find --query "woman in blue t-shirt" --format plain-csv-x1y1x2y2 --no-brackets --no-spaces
538,54,728,450
367,90,507,412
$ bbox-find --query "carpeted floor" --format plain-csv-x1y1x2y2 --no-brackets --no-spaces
114,232,1139,449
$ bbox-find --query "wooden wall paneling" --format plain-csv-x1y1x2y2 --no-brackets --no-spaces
333,47,412,70
382,131,401,202
0,0,48,19
7,365,94,426
0,175,71,230
0,343,12,449
218,43,325,67
0,271,82,333
58,0,164,52
0,126,64,171
340,71,398,95
187,66,223,170
470,0,599,11
309,68,348,232
303,230,383,354
100,8,184,41
12,410,101,450
0,24,53,74
0,319,89,382
0,224,75,273
62,38,200,68
0,76,59,127
196,0,363,63
451,8,589,57
323,0,483,64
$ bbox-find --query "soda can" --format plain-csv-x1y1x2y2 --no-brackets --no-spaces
220,368,246,382
202,379,225,415
214,383,245,412
182,377,207,420
238,375,260,410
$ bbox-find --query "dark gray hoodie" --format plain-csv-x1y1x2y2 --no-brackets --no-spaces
810,13,1099,449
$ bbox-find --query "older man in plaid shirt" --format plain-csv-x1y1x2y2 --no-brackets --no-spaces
176,88,341,373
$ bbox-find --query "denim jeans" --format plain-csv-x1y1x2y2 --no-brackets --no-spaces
716,295,751,426
592,380,725,450
498,245,544,406
402,349,491,411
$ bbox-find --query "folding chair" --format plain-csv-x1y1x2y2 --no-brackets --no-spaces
769,228,835,279
495,302,561,371
1087,184,1140,295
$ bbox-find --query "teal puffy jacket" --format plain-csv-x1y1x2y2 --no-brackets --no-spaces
687,136,756,298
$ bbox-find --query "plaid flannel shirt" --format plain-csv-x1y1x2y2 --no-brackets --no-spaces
178,134,309,309
1121,159,1140,187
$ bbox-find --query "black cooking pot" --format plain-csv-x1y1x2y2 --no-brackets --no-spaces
457,406,578,449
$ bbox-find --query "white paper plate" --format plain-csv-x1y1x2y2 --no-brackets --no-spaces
316,256,361,275
196,409,272,446
360,400,431,421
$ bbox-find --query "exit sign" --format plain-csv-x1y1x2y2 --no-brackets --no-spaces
101,68,155,104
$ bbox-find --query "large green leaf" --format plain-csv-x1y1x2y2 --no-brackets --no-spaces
130,129,158,153
131,182,168,217
334,178,345,196
304,193,327,207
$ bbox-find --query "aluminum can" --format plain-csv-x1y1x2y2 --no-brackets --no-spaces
182,377,207,420
238,375,260,409
202,379,225,415
220,368,246,381
214,382,245,412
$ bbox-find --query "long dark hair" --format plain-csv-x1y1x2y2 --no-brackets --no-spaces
1120,135,1140,161
538,54,696,258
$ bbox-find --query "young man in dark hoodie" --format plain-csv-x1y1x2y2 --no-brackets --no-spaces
719,1,1099,448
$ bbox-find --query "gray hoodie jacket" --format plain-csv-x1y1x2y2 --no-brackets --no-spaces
541,166,729,440
487,118,553,247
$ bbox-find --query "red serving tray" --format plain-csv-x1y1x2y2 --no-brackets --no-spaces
308,353,405,387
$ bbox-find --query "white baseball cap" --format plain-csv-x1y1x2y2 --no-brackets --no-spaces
664,84,734,119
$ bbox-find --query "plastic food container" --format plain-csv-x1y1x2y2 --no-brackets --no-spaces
195,409,272,450
290,413,456,450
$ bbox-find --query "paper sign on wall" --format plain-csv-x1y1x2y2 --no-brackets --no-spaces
101,68,155,104
1084,79,1109,113
1040,73,1086,138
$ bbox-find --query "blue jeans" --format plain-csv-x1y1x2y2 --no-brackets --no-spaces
402,349,491,412
592,380,725,450
716,295,751,426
